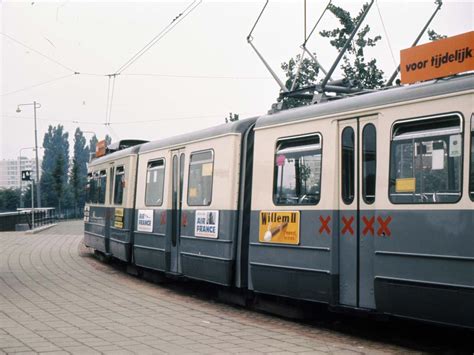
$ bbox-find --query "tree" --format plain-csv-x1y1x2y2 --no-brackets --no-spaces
279,2,384,110
428,29,447,41
53,153,65,213
70,128,90,216
0,188,21,212
89,135,98,156
40,125,69,208
319,2,384,89
281,53,321,109
224,112,239,123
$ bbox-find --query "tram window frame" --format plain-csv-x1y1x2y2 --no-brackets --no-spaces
113,166,125,205
362,124,377,204
90,172,99,204
341,127,355,205
187,149,214,206
469,114,474,201
85,173,93,203
389,113,463,204
273,133,323,206
98,170,107,204
109,166,115,205
145,159,166,207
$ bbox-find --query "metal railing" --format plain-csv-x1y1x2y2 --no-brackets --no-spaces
0,208,57,232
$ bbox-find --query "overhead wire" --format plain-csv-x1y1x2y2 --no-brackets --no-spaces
107,75,117,125
114,0,202,74
1,32,77,73
1,73,75,96
104,76,112,125
1,114,107,126
375,0,397,67
120,73,271,80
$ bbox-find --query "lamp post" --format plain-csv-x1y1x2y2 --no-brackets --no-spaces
16,101,42,208
18,146,35,208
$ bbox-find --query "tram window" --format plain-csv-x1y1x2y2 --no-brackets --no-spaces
362,124,376,204
273,134,322,205
470,115,474,201
390,114,462,204
85,173,93,203
98,170,107,204
113,166,125,205
90,172,99,203
341,127,355,204
109,167,115,204
145,159,165,206
188,150,213,206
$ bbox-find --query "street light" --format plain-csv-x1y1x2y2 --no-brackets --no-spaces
16,101,42,208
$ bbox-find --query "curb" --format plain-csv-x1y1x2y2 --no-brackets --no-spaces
25,223,58,234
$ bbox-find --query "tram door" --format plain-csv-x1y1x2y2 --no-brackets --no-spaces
170,149,185,274
338,117,377,309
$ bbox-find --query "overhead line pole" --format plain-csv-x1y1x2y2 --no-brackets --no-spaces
247,0,288,93
291,0,332,90
386,0,443,86
321,0,374,91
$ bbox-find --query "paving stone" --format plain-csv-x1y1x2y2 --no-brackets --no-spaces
0,221,437,355
0,347,33,353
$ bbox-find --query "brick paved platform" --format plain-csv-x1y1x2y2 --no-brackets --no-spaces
0,221,469,354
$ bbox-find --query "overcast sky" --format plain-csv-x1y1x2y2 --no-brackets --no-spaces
1,0,472,160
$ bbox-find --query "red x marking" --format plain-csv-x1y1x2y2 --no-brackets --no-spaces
362,216,375,236
319,216,331,235
377,216,392,237
181,212,188,227
342,216,354,235
160,211,166,225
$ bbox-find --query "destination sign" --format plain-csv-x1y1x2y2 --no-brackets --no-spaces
400,31,474,84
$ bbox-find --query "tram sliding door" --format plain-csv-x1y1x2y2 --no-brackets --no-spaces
170,149,185,274
338,117,377,309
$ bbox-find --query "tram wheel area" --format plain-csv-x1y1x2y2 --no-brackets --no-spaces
84,241,474,354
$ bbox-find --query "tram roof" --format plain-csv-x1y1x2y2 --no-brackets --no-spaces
89,144,142,167
255,74,474,129
139,116,258,154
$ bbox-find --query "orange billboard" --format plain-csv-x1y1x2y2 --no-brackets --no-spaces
400,31,474,84
96,140,107,157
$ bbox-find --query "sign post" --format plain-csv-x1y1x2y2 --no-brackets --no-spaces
22,170,34,229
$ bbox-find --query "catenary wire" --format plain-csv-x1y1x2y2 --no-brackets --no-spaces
115,0,202,74
120,73,272,80
1,32,77,73
107,75,117,125
1,73,75,96
375,0,397,67
104,76,112,125
113,1,196,74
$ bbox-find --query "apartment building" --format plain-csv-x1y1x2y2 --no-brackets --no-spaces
0,158,41,190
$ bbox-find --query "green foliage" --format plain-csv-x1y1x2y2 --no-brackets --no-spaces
53,153,66,212
89,135,98,155
281,53,321,109
319,2,384,89
428,29,447,41
224,112,239,123
40,124,69,208
0,188,21,212
70,128,90,214
279,2,384,110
